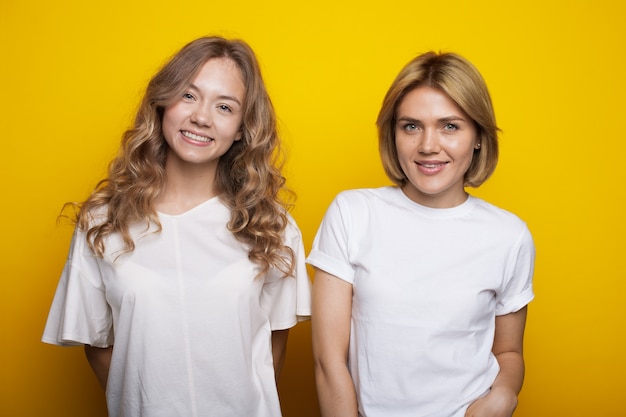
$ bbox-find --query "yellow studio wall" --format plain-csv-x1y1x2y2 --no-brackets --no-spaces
1,0,624,416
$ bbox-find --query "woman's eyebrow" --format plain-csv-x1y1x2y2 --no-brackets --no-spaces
187,83,242,106
396,115,467,123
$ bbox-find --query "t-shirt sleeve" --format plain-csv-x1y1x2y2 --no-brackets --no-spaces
41,228,113,347
306,194,356,284
496,226,536,316
260,217,312,331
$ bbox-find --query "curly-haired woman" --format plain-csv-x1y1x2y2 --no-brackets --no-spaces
43,36,311,417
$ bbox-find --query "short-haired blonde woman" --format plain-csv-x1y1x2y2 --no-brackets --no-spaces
309,52,534,417
43,36,311,417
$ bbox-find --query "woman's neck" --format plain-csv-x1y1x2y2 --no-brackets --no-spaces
154,156,220,215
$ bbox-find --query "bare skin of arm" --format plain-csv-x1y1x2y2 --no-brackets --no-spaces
312,269,358,417
272,329,289,382
84,345,113,390
465,306,528,417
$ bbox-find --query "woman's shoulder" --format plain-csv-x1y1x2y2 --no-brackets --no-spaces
470,197,531,234
320,187,403,226
284,211,303,238
72,204,110,231
334,186,399,206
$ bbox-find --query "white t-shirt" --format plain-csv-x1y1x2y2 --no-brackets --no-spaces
307,187,535,417
42,197,312,417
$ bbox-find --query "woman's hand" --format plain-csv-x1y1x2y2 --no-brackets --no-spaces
464,386,518,417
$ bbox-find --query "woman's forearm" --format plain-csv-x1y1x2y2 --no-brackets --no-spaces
315,361,358,417
84,345,113,390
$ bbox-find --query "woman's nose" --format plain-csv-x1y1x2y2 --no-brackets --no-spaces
418,129,441,154
190,104,212,127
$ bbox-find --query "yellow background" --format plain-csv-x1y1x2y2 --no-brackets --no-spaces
1,0,625,416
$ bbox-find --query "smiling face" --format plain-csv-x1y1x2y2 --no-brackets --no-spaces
395,86,479,208
161,57,245,173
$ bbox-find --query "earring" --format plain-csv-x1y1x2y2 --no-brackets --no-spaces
475,143,481,149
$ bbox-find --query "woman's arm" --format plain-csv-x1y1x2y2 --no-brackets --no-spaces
465,306,528,417
312,269,358,417
271,329,289,382
84,345,113,390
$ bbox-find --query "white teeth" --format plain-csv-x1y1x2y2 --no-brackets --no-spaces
182,131,212,142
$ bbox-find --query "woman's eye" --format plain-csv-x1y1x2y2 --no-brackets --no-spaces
443,123,458,131
182,92,195,100
218,104,232,113
404,123,417,131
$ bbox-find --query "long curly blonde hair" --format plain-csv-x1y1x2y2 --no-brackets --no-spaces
70,36,295,277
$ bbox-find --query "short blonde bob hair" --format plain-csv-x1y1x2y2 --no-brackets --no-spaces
376,52,499,188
